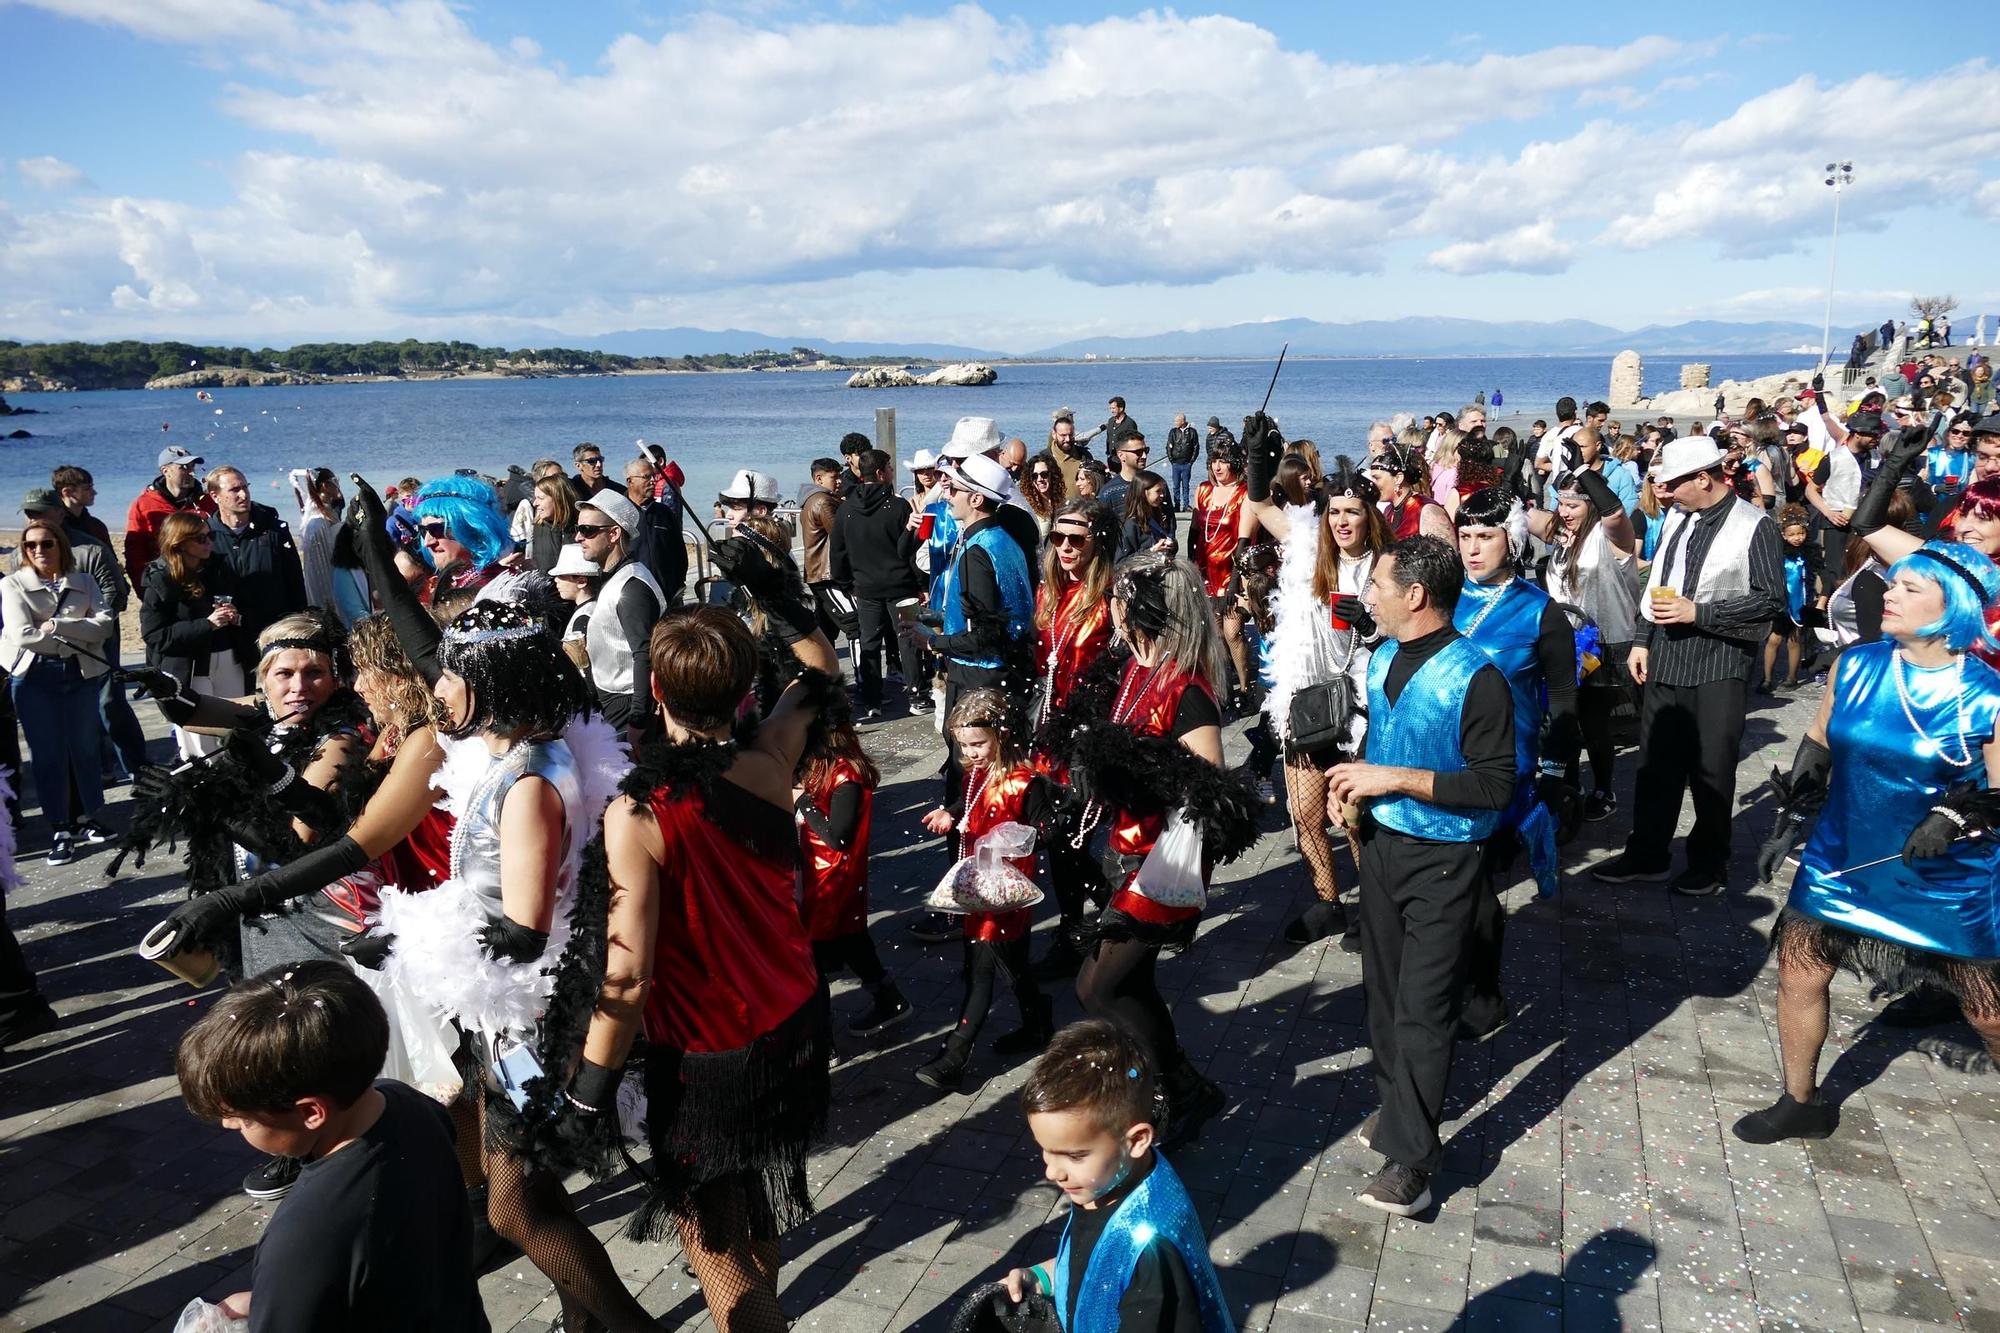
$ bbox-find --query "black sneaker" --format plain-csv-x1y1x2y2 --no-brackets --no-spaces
74,819,115,848
0,1000,58,1050
861,706,884,723
914,1048,968,1092
1670,867,1726,898
1359,1163,1432,1216
908,912,957,943
992,1008,1054,1057
1583,791,1617,822
848,990,911,1038
1732,1093,1835,1144
45,832,76,867
243,1155,302,1201
1283,901,1347,945
1591,854,1670,884
908,694,935,715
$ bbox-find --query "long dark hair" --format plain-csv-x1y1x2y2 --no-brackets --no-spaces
799,716,880,796
1021,449,1067,521
1125,470,1170,529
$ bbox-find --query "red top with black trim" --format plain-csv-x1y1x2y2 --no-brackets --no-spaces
1388,494,1442,541
1107,658,1215,925
797,758,873,941
642,780,820,1054
958,762,1039,942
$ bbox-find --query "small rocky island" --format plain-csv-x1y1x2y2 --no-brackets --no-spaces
846,362,998,389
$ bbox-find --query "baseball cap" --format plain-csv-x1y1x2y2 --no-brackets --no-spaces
21,486,61,515
158,446,204,469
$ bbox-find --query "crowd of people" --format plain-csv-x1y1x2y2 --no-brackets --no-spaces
0,371,1998,1332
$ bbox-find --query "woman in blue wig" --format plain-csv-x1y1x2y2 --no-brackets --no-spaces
412,475,547,608
1742,539,2000,1142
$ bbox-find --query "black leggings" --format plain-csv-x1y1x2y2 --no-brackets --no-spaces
812,931,887,989
1575,685,1625,795
956,937,1037,1044
1048,836,1105,932
1076,937,1176,1074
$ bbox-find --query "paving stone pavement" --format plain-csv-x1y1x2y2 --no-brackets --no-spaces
2,681,1997,1332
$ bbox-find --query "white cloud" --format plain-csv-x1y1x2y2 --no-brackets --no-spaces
15,155,89,190
3,3,1997,343
1427,221,1576,275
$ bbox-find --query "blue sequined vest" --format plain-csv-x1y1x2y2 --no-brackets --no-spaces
939,523,1034,671
1052,1152,1233,1333
1790,640,2000,960
1453,576,1549,779
1365,636,1504,843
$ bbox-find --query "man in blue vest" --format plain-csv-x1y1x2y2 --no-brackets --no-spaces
1329,536,1517,1218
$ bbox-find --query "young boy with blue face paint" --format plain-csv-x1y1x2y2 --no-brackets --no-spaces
1000,1020,1234,1333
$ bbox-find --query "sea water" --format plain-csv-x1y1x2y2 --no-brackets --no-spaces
0,354,1804,525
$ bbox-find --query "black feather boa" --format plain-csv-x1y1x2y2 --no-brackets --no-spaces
110,689,374,891
1036,644,1258,865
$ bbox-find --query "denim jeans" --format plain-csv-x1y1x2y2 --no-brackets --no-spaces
12,656,104,830
96,631,150,779
1171,460,1195,510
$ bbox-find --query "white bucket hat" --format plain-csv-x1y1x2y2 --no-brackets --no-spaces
718,468,781,504
941,416,1003,460
550,543,602,578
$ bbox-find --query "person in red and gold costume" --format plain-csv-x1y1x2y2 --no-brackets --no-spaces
795,716,910,1039
1369,442,1452,543
1190,442,1254,708
574,607,836,1333
913,688,1057,1091
1030,498,1118,980
1043,551,1257,1149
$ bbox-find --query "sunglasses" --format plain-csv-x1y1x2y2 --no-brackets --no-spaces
22,540,57,551
1949,429,1974,438
579,456,604,466
1030,470,1054,480
572,522,614,537
1121,448,1149,459
419,521,449,540
1050,531,1093,548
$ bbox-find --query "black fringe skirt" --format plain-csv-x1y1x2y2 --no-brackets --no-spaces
628,993,832,1245
1773,908,2000,1018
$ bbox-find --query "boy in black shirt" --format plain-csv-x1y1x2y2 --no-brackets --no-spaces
175,961,488,1333
999,1021,1232,1333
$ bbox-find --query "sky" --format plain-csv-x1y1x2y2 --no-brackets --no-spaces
2,0,1996,353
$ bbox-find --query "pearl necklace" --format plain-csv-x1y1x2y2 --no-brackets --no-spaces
1892,648,1977,768
962,763,994,824
1069,660,1166,849
1200,486,1238,549
1459,576,1515,637
1039,609,1078,728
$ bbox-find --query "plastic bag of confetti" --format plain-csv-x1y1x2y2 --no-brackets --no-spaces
173,1298,247,1333
925,822,1043,914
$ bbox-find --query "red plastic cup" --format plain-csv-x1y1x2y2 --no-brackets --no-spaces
1947,474,1962,487
918,512,936,540
1329,602,1350,631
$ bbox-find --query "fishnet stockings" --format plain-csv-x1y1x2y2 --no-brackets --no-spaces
677,1174,789,1333
457,1092,658,1333
1284,753,1350,904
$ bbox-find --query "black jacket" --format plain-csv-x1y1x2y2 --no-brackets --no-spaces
207,503,307,636
139,559,252,684
829,481,920,600
631,496,688,604
1166,424,1200,465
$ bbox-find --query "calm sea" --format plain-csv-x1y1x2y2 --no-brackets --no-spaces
2,354,1806,525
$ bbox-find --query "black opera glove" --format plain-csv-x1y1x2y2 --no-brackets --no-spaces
477,914,551,964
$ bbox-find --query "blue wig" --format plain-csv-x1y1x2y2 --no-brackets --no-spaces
1887,539,2000,654
412,476,514,571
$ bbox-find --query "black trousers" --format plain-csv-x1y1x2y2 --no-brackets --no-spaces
1360,827,1484,1174
812,931,888,990
1624,676,1749,877
854,596,923,709
952,936,1037,1047
0,888,44,1026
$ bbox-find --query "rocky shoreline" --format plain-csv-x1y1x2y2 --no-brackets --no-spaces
845,362,997,388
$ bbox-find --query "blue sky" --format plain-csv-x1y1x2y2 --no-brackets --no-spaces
3,1,1995,351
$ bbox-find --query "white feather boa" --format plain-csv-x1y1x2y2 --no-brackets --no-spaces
1261,506,1373,751
379,714,630,1042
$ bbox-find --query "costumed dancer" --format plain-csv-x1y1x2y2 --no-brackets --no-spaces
915,688,1057,1091
1031,498,1118,981
1042,549,1258,1148
363,599,653,1332
409,474,553,610
1452,487,1580,1037
1189,444,1250,707
1741,540,2000,1143
1533,467,1639,822
994,1020,1234,1333
568,608,834,1333
1328,536,1518,1217
1758,504,1818,693
1368,444,1453,544
795,714,910,1038
1259,459,1385,948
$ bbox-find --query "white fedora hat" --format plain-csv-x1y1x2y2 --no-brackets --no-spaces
1656,436,1729,484
905,448,940,471
550,543,602,578
943,454,1013,505
941,416,1003,460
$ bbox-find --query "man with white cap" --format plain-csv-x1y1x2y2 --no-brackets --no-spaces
940,417,1041,586
911,452,1036,781
125,445,213,587
573,488,665,735
712,468,787,542
1594,434,1782,897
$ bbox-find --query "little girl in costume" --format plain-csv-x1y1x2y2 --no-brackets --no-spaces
915,688,1056,1091
1762,504,1820,693
795,717,910,1037
1001,1020,1233,1333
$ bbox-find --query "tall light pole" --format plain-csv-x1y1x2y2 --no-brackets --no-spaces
1821,160,1854,367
